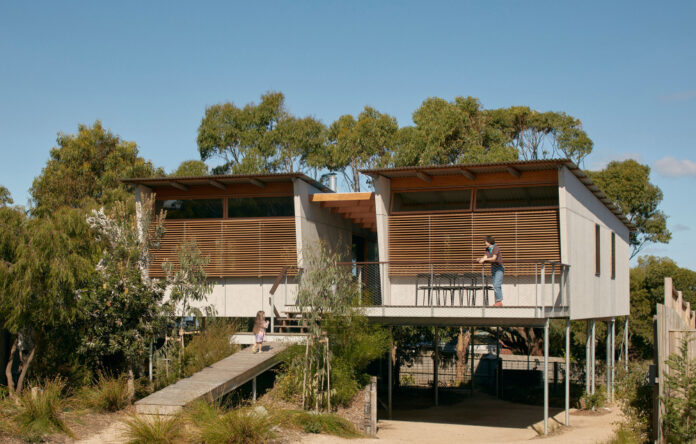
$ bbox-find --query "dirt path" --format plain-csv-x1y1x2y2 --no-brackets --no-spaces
299,395,621,444
73,420,128,444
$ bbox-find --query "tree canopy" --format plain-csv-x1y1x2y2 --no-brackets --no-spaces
0,186,12,207
30,121,162,215
629,256,696,359
171,160,209,177
588,159,671,258
197,92,326,176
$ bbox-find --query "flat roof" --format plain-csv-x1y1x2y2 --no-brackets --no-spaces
362,159,635,231
122,172,331,192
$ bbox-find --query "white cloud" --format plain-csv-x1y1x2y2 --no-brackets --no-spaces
673,223,690,232
654,157,696,177
660,90,696,103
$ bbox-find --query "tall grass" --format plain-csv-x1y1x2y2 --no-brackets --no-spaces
123,414,184,444
187,401,275,444
275,410,361,438
80,372,131,412
155,320,240,389
11,378,74,441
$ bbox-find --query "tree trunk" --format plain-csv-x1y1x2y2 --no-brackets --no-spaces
352,163,360,192
5,338,17,394
15,345,36,393
456,328,471,385
127,367,135,402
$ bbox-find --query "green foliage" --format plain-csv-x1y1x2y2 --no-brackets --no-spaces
163,239,213,342
81,373,131,412
604,423,644,444
0,206,97,392
588,160,670,258
171,159,209,177
197,91,326,175
30,121,162,215
388,96,517,168
579,386,607,410
276,410,361,438
661,335,696,443
10,378,73,441
614,362,653,442
189,405,275,444
123,414,184,444
154,320,240,389
0,185,12,207
80,196,172,376
327,107,398,191
629,256,696,358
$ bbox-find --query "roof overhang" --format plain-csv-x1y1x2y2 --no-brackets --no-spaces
310,192,376,232
121,172,331,193
362,159,636,232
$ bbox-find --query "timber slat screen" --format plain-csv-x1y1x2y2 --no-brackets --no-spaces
388,209,560,276
149,218,297,278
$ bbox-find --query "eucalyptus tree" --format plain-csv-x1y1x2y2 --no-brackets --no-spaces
171,160,209,177
0,186,12,207
327,106,398,191
81,196,172,396
588,159,670,258
30,121,162,215
0,207,96,393
197,92,327,175
163,239,213,348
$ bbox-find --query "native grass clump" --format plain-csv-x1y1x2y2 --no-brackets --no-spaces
123,413,184,444
275,243,390,410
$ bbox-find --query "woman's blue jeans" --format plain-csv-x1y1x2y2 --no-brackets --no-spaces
491,264,504,302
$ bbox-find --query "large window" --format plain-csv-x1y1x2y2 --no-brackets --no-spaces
228,196,294,218
156,199,223,219
392,189,472,213
595,224,601,276
475,186,558,210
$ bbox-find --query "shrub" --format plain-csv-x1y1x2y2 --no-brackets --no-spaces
614,362,652,441
123,414,184,444
12,378,73,441
191,406,275,444
82,373,131,412
604,423,644,444
579,385,607,410
661,335,696,443
276,410,360,438
154,319,240,390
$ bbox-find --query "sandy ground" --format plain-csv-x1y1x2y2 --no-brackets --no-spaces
299,394,621,444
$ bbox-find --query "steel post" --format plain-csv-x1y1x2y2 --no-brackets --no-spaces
565,319,570,426
544,318,549,435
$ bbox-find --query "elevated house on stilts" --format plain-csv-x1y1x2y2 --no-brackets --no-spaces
124,159,632,434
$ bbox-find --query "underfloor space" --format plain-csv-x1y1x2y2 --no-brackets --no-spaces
302,393,621,444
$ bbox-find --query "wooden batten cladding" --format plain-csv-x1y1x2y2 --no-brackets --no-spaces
149,218,297,278
148,180,298,278
388,209,560,276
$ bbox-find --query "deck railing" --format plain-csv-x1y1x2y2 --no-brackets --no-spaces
270,260,570,318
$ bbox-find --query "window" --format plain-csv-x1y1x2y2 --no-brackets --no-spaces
475,186,558,209
595,224,601,276
156,199,223,219
392,189,472,213
611,232,616,279
228,196,294,218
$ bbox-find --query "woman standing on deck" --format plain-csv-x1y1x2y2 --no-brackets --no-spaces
478,236,504,307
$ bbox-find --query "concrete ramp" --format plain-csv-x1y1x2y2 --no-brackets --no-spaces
135,343,288,415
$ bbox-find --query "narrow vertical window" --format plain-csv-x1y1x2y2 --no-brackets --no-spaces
611,232,616,279
595,224,601,276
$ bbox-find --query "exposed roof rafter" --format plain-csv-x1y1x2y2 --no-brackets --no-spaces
208,180,227,190
169,181,188,191
459,168,476,180
506,167,521,178
415,171,432,183
248,178,266,188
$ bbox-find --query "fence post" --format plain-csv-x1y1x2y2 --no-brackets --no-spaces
370,376,377,436
434,326,439,406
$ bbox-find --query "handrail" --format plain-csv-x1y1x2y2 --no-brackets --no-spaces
338,259,569,266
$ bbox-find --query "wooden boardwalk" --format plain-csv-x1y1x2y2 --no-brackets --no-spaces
135,343,289,415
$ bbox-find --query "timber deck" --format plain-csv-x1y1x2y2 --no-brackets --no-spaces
135,342,288,415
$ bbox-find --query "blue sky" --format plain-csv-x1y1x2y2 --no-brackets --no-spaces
1,1,695,268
